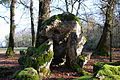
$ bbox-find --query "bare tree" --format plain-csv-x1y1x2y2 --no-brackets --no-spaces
30,0,35,47
6,0,16,56
95,0,116,56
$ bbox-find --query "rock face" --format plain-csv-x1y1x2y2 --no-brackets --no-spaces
36,13,86,66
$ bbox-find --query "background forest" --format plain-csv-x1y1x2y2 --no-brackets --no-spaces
0,0,119,51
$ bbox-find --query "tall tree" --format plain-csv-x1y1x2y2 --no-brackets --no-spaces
30,0,35,47
95,0,116,56
35,0,50,48
6,0,16,56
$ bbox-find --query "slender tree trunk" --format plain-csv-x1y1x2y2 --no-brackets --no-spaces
30,0,35,47
35,0,50,48
6,0,16,56
95,0,115,56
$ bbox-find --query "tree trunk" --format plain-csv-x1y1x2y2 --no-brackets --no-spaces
35,0,50,48
30,0,35,47
6,0,16,56
95,0,115,56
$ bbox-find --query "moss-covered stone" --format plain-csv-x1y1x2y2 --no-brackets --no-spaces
37,13,85,66
34,40,50,56
93,62,105,73
18,47,36,66
93,61,120,73
77,55,86,68
15,67,39,80
95,64,120,80
18,39,54,78
70,60,90,76
43,13,81,26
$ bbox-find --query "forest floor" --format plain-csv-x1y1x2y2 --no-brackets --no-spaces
0,49,120,80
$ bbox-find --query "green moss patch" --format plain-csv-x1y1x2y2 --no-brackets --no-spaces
70,60,90,76
96,64,120,80
77,55,86,68
15,67,39,80
93,61,120,73
43,13,81,26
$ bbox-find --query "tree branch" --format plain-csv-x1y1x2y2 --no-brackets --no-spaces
19,0,29,8
0,16,9,23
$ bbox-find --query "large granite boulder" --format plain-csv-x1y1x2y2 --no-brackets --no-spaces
36,13,87,67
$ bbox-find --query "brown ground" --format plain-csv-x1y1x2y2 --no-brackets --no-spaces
0,49,120,80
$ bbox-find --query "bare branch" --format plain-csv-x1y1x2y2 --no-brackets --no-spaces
0,16,9,24
51,6,65,12
19,0,29,8
76,2,82,16
65,0,69,12
71,0,78,13
16,8,29,27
